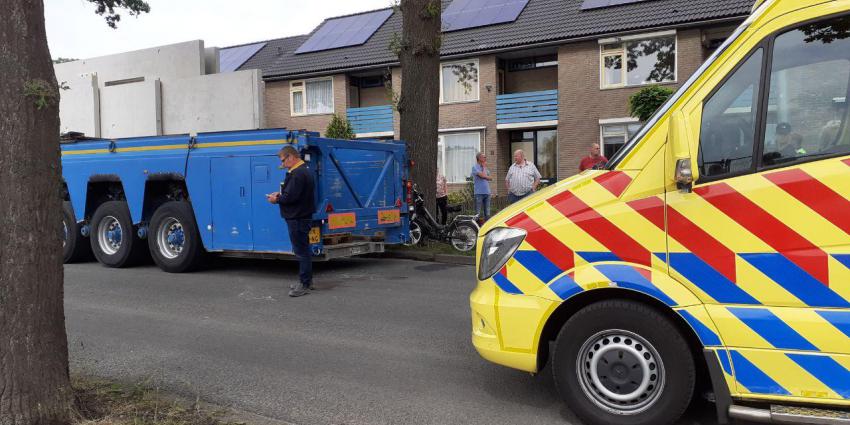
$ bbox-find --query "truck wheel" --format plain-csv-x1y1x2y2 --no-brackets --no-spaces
148,201,204,273
552,299,695,425
90,201,143,268
62,201,92,263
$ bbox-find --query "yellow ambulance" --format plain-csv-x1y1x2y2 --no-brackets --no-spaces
471,1,850,424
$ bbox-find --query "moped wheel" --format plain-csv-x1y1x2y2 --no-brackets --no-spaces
450,222,478,252
407,220,423,246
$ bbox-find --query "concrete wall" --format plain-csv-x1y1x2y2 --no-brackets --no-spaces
59,73,100,136
162,70,264,134
55,40,264,138
100,80,162,139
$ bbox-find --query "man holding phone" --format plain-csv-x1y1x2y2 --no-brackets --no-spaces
266,146,316,297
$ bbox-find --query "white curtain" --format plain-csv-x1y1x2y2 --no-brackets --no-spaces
441,62,479,103
306,79,333,114
441,132,480,183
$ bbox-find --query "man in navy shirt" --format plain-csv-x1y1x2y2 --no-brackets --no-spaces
267,146,316,297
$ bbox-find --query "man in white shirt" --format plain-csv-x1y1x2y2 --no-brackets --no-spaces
505,149,541,204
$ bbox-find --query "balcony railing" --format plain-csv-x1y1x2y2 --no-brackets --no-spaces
347,105,394,137
496,90,558,128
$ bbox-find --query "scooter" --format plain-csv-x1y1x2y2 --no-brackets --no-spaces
406,184,479,252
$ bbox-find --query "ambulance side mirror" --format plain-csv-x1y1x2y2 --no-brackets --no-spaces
668,110,696,193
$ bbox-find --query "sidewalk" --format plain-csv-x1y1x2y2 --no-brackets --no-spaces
373,245,475,266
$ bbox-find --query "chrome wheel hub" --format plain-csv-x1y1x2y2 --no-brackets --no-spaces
157,217,185,259
97,216,122,255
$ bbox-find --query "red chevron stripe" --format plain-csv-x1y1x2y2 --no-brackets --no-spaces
595,171,633,197
548,191,651,266
844,159,850,167
628,196,737,282
695,183,829,286
764,169,850,236
506,213,575,271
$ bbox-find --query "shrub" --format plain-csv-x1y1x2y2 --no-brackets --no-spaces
629,85,674,122
325,114,355,139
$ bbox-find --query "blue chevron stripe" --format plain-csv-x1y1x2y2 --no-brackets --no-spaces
513,250,562,283
594,264,677,306
787,353,850,399
835,254,850,270
740,253,850,308
730,350,791,396
548,274,584,300
816,310,850,339
493,273,523,295
578,251,621,263
668,253,760,305
678,309,722,346
717,349,733,375
727,307,818,351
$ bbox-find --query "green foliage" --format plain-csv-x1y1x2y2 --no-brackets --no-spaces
52,57,78,64
87,0,151,29
325,114,355,140
22,79,67,110
629,85,674,122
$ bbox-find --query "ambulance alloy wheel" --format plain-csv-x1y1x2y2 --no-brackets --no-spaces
62,201,92,263
552,299,695,425
148,201,203,273
90,201,145,268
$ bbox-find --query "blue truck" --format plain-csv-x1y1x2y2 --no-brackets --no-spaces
60,128,411,273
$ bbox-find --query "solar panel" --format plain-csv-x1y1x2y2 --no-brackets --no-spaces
580,0,652,11
442,0,529,32
219,42,266,72
295,9,393,54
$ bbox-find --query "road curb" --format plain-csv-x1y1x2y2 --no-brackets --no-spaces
372,249,475,265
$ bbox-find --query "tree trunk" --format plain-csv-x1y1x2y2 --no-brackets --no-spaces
0,1,73,424
397,0,441,214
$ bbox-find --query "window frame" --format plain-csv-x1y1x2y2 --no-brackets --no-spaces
439,58,481,105
290,77,334,117
437,130,482,183
598,30,679,90
599,118,642,160
754,13,850,173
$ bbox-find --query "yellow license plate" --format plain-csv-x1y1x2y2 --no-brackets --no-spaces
309,227,321,244
378,209,401,225
328,212,356,230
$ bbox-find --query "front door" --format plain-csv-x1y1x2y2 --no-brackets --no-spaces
509,129,557,184
667,12,850,401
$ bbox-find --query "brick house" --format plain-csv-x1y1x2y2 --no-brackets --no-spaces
226,0,754,194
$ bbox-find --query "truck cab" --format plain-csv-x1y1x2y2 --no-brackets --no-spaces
471,1,850,424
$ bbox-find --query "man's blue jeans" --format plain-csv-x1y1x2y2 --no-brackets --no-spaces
286,218,312,286
508,192,529,204
475,194,491,219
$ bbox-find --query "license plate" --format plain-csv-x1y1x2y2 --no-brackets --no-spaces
377,209,401,225
328,212,356,230
309,227,321,244
350,246,364,255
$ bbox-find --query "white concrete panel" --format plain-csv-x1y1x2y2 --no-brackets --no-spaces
100,80,162,138
161,69,264,135
59,73,100,137
54,40,205,90
204,47,220,75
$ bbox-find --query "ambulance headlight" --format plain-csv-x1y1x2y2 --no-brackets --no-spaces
478,227,526,281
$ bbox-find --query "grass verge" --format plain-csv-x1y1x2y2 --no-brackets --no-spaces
72,376,242,425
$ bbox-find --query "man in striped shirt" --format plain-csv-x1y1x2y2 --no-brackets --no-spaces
505,149,541,204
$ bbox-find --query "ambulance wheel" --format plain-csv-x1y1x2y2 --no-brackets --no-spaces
62,201,92,263
90,201,144,268
552,299,695,425
148,201,203,273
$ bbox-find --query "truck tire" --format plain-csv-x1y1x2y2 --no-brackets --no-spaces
89,201,144,268
148,201,204,273
552,299,695,425
62,201,92,263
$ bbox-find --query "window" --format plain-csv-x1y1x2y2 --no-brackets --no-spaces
600,33,676,88
509,129,558,183
441,60,479,103
507,55,558,72
761,16,850,167
600,121,643,159
438,132,481,183
697,49,763,179
290,78,334,116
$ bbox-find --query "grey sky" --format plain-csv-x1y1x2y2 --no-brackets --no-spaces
46,0,393,60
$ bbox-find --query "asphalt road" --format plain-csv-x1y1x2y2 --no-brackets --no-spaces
65,257,721,425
